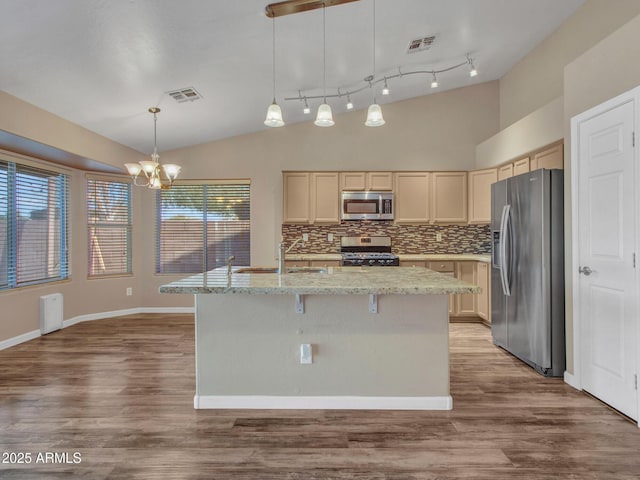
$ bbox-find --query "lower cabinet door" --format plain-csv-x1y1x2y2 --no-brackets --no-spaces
455,262,477,316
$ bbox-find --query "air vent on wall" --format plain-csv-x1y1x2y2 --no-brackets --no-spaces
166,87,203,103
406,35,436,54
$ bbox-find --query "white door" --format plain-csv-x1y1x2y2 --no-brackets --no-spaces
577,99,637,420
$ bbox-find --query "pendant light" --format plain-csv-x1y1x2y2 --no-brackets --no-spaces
265,16,285,127
314,2,334,127
124,107,181,189
365,0,385,127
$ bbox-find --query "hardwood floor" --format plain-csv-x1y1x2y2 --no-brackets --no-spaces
0,314,638,479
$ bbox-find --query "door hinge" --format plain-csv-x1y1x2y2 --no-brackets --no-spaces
635,374,638,390
634,253,636,268
633,132,636,147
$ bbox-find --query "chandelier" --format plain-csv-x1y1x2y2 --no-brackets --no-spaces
124,107,181,189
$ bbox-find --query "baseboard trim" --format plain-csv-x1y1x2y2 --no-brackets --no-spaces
194,395,453,410
0,329,41,351
564,370,581,390
1,307,195,351
63,306,194,328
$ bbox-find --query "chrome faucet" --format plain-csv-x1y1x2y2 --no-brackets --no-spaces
278,237,304,274
226,255,235,277
277,243,285,274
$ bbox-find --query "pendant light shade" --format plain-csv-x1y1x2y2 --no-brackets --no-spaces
265,16,285,128
314,103,335,127
265,101,285,127
364,103,385,127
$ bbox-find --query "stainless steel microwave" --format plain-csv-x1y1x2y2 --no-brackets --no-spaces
341,191,394,220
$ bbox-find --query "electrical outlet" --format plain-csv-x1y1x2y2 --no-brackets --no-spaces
126,287,133,296
302,233,309,242
300,343,312,364
435,233,442,242
328,233,334,242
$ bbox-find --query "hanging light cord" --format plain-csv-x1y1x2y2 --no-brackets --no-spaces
153,110,158,156
371,0,376,102
272,17,276,102
322,2,327,102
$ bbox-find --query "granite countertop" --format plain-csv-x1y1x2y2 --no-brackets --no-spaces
160,266,480,296
285,253,491,263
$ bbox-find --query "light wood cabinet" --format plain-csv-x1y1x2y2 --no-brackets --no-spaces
431,172,468,223
310,260,341,268
310,172,340,223
476,262,490,323
498,164,513,181
400,260,427,268
285,260,310,268
283,172,339,224
455,261,477,316
531,143,563,170
513,157,530,176
339,172,393,191
394,172,430,223
428,262,455,315
468,168,497,224
283,172,310,223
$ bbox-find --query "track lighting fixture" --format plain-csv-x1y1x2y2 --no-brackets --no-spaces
381,78,389,95
431,72,438,89
468,55,478,77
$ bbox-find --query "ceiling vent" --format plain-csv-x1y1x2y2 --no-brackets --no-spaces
406,35,436,54
167,87,203,103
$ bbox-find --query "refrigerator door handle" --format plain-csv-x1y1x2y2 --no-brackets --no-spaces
499,204,511,296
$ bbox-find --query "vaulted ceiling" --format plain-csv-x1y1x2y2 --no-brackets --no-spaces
0,0,584,154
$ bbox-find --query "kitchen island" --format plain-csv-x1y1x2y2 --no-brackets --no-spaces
160,266,479,410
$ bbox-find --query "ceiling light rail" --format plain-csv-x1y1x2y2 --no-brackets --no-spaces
284,56,476,104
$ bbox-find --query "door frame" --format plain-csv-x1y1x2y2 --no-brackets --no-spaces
570,86,640,426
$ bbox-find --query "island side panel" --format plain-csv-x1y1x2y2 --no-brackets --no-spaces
194,293,450,409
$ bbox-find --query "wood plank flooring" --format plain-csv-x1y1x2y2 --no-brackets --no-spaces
0,314,639,479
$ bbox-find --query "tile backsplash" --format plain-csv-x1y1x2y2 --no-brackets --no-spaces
282,222,491,255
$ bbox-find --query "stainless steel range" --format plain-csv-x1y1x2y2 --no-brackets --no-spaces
340,236,400,267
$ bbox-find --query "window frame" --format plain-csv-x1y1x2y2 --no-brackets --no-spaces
0,152,71,291
86,174,133,279
155,179,251,275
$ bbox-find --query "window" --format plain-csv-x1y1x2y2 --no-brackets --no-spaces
156,182,250,274
0,157,69,290
87,176,132,277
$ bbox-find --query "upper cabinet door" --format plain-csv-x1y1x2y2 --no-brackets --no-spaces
513,157,530,176
340,172,366,191
394,172,430,223
498,163,513,180
366,172,393,191
431,172,468,223
311,172,340,224
468,168,498,224
340,172,393,191
282,172,310,224
531,142,564,170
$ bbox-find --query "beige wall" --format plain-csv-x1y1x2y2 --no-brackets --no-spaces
0,81,500,344
499,0,640,130
476,96,563,169
0,92,154,344
562,12,640,374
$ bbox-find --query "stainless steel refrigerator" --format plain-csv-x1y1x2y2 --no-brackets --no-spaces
491,169,565,377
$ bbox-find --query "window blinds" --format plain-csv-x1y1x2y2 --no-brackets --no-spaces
0,160,69,290
87,177,132,277
156,183,250,274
